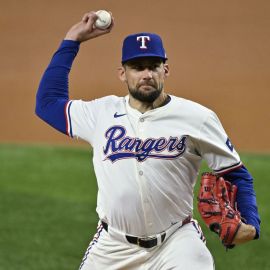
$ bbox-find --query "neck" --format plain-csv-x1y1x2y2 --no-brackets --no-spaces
128,92,169,113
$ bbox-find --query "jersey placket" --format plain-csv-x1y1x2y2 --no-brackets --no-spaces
136,115,154,234
124,96,155,234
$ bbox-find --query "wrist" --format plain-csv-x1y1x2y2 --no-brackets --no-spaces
233,223,256,245
64,33,81,42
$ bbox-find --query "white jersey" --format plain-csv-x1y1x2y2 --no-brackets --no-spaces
65,95,241,236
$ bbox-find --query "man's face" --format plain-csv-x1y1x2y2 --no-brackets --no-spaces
119,57,169,103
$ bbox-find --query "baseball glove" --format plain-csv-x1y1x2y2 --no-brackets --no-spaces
197,172,242,248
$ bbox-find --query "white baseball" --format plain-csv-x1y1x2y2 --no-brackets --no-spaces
95,10,112,30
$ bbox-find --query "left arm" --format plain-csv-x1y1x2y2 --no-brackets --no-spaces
197,110,260,246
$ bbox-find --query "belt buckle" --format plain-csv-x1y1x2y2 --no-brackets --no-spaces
137,237,148,246
137,236,156,248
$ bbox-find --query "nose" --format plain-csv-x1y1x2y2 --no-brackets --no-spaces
142,68,153,79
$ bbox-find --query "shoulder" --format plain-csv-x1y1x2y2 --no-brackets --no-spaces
91,95,122,105
69,95,124,119
170,95,214,119
72,95,123,108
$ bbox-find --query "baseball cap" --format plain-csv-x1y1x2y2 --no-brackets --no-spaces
121,32,167,64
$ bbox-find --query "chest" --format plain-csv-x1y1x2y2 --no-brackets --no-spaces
94,108,200,164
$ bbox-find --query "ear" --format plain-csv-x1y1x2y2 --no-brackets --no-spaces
163,63,170,78
118,66,126,82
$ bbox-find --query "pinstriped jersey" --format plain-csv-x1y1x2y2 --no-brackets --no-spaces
65,95,241,236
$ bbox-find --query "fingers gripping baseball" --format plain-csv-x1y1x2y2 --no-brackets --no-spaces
65,11,114,42
82,12,92,23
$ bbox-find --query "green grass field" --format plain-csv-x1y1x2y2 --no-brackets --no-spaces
0,144,269,270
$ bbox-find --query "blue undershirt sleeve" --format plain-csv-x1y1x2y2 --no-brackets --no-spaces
35,40,80,135
223,165,261,239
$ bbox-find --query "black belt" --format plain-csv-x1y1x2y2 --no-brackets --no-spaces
101,216,191,249
126,232,166,248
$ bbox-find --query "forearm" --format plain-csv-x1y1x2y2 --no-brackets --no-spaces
223,165,261,240
35,40,80,134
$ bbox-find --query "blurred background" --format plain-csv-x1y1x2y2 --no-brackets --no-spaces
0,0,269,269
0,0,269,151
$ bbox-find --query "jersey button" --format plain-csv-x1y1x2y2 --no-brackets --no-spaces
139,170,143,176
140,118,145,122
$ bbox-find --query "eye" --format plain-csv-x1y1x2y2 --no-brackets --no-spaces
130,63,161,71
131,65,145,71
149,64,161,71
136,65,145,71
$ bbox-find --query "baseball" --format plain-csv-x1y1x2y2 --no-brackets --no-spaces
95,10,112,30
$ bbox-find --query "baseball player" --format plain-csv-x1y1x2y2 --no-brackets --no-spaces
35,11,260,270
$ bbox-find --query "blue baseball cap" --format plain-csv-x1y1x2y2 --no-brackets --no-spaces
121,32,167,64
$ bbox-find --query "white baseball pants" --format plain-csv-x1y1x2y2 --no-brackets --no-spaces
79,219,214,270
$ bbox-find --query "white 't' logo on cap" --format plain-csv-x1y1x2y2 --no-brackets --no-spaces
137,36,150,49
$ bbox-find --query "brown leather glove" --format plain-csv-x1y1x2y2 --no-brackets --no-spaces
198,172,242,248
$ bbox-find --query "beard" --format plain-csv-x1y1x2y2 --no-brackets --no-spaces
128,82,163,103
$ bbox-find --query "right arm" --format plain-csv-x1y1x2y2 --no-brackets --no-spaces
35,11,114,135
